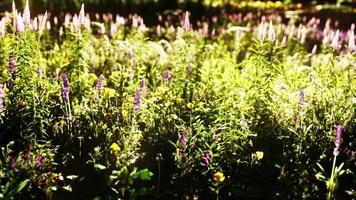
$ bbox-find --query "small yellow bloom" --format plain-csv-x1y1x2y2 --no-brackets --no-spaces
213,172,225,182
110,143,120,156
256,151,264,160
175,97,182,104
187,103,194,109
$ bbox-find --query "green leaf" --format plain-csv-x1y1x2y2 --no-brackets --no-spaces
62,185,72,192
94,164,107,170
136,169,153,181
6,179,30,198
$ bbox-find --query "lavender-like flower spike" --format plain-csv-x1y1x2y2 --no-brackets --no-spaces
258,21,265,41
183,11,190,31
348,29,355,51
180,130,187,148
331,30,340,49
23,0,30,25
133,79,145,111
8,51,16,80
311,45,317,55
96,74,105,92
163,70,171,82
0,20,5,38
133,90,142,112
16,15,25,33
333,125,344,156
61,74,70,103
267,21,275,41
299,89,306,105
0,84,5,110
203,152,211,167
12,0,17,16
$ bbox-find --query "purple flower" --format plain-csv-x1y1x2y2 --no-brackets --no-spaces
203,152,211,167
349,30,355,51
35,155,43,168
333,125,344,156
258,21,266,41
299,90,306,105
311,45,317,55
8,51,16,80
133,80,145,112
180,130,187,148
267,21,275,41
133,90,142,112
9,156,16,168
0,84,4,109
96,74,105,92
163,70,171,82
61,74,70,103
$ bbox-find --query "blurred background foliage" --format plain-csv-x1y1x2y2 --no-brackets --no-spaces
0,0,354,15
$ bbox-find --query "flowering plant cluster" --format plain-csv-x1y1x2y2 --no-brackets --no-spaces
0,1,355,199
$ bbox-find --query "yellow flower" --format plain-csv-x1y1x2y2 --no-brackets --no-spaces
110,143,120,156
187,103,194,109
256,151,264,160
175,97,182,104
213,172,225,182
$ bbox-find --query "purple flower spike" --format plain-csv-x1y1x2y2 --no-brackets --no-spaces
267,21,275,41
35,155,43,168
96,74,105,92
8,51,16,80
61,74,70,103
333,125,344,156
23,0,30,25
163,70,171,82
203,152,211,167
133,80,145,111
0,84,5,109
180,130,187,148
299,90,306,105
9,156,16,168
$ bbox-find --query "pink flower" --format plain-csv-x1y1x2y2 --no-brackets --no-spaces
23,0,30,25
183,11,190,31
331,30,340,49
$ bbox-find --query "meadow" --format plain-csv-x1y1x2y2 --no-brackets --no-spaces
0,1,355,199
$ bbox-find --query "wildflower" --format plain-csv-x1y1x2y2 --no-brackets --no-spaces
0,20,5,37
183,11,190,31
0,84,4,109
133,80,145,111
15,15,25,33
348,29,355,51
258,21,266,41
203,152,211,167
187,103,194,109
96,74,105,92
333,125,344,156
163,70,171,82
331,30,340,49
23,0,30,25
9,156,16,168
180,130,187,148
299,89,306,105
35,155,43,168
255,151,264,160
61,74,70,103
267,21,275,41
8,51,16,81
110,143,120,156
213,172,225,182
78,4,85,25
12,0,17,16
311,45,317,54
